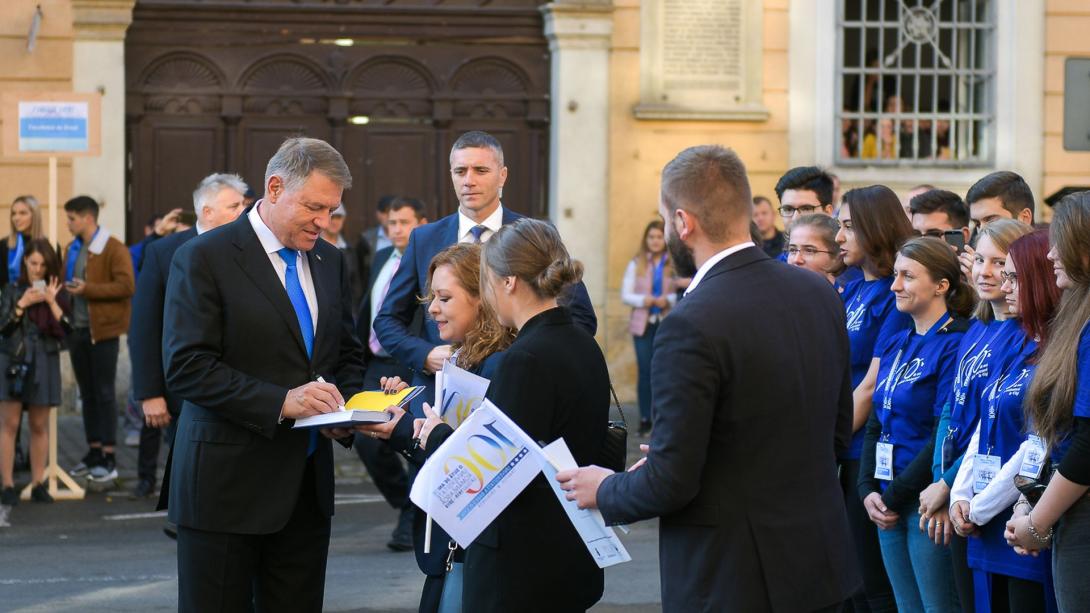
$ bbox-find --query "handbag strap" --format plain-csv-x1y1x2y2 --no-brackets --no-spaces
608,381,627,428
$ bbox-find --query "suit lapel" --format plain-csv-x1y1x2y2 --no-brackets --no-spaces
439,215,459,250
307,247,335,363
231,219,309,360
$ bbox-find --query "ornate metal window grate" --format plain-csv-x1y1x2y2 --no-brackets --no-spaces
837,0,995,166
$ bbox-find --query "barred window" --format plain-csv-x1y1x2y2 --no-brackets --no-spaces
837,0,995,166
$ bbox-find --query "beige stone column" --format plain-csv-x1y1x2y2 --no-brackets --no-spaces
71,0,134,238
541,1,613,328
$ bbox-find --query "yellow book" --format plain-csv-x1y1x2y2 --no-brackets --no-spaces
291,386,424,429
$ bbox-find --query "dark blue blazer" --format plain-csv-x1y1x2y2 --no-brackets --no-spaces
372,208,596,412
130,227,197,408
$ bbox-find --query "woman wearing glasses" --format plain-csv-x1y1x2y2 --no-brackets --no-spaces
1005,191,1090,612
786,214,842,284
859,236,974,612
835,185,916,612
916,219,1033,610
948,230,1059,612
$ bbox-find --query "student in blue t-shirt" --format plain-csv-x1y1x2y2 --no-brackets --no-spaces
1005,191,1090,612
835,185,916,611
916,219,1034,609
859,236,975,613
948,230,1060,613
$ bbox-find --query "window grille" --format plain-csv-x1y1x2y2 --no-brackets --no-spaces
837,0,995,166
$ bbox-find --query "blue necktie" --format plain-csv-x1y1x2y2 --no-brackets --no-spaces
469,225,487,243
277,248,317,455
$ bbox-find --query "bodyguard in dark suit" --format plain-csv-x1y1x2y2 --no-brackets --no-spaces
130,173,248,500
559,145,860,613
373,131,596,413
162,138,364,612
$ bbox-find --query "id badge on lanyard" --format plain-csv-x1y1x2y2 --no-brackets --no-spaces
875,436,894,481
973,449,1001,494
1018,435,1047,479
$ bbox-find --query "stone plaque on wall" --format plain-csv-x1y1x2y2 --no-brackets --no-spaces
635,0,768,121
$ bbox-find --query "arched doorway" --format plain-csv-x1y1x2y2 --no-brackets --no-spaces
124,0,550,241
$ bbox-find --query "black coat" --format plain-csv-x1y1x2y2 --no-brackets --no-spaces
597,246,861,613
130,227,196,411
161,211,365,534
421,307,608,612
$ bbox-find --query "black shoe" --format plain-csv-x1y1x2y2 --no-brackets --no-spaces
30,482,53,504
163,521,178,540
69,448,102,478
387,505,414,552
0,486,18,506
129,479,156,500
88,453,118,484
637,420,651,437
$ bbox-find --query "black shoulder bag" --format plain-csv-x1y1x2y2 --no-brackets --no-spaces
597,383,628,473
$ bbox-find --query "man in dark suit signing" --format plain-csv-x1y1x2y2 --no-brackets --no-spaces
163,137,365,612
558,145,861,612
373,130,597,409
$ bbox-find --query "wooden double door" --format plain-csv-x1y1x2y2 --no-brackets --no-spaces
124,0,551,242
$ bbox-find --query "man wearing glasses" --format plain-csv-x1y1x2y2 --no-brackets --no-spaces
773,166,862,289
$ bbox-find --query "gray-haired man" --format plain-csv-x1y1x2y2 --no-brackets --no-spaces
130,172,248,501
162,138,365,612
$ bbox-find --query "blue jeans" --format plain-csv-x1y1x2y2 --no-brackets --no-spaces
877,505,960,612
633,321,658,422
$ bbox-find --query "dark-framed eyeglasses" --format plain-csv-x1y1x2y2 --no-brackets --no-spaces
786,246,837,258
778,205,825,217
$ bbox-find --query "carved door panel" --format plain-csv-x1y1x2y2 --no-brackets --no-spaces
125,0,550,243
130,116,225,239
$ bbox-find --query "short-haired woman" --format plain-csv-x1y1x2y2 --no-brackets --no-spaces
0,239,72,507
621,220,676,435
836,184,917,610
859,236,975,612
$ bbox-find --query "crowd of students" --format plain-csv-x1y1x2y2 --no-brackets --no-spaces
704,166,1090,613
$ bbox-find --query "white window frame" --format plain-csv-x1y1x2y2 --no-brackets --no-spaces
788,0,1043,197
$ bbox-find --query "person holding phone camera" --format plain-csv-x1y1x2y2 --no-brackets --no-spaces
908,189,971,255
0,239,72,508
61,196,135,487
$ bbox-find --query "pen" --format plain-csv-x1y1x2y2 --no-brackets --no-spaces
316,376,346,411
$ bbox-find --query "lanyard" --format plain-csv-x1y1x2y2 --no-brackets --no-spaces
878,313,952,438
7,233,23,282
981,341,1034,455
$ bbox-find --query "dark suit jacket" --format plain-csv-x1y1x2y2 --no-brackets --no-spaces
414,308,607,612
355,246,424,369
597,246,860,613
130,227,196,411
162,211,365,534
372,208,597,412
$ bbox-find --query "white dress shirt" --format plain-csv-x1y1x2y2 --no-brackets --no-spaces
369,249,402,331
458,204,504,244
951,421,1027,526
248,204,318,332
683,241,756,296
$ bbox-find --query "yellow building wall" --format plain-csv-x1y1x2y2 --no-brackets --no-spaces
605,0,790,401
0,0,75,241
1043,0,1090,215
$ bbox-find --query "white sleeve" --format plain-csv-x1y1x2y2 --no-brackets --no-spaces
950,422,980,506
620,260,646,308
968,439,1029,526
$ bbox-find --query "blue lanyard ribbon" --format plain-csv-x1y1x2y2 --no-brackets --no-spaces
7,233,23,282
649,254,667,315
65,228,99,282
877,313,952,438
